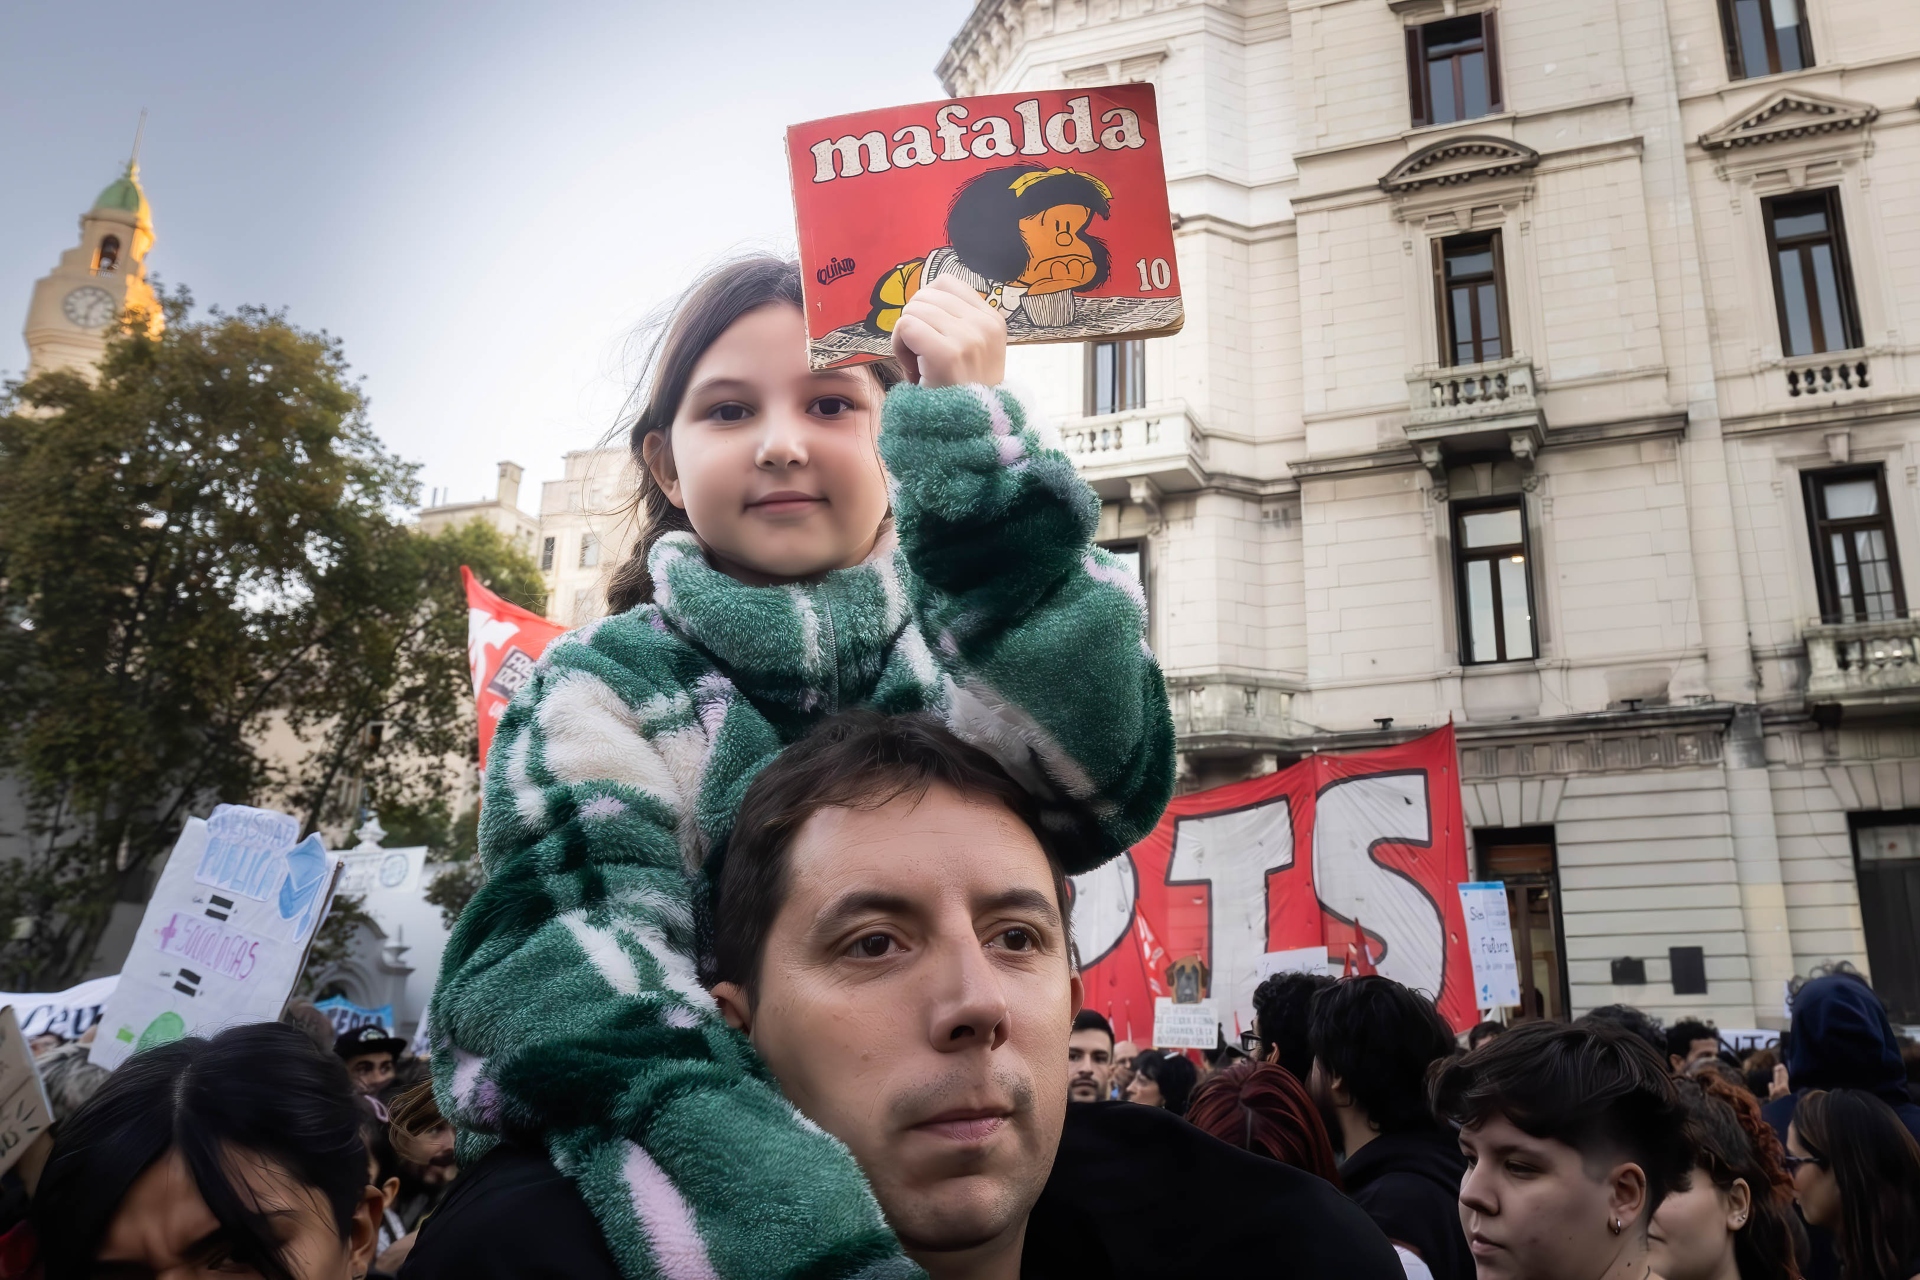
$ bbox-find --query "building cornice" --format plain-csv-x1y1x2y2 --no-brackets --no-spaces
1698,87,1879,152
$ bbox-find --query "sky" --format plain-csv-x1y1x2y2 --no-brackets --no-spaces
0,0,976,508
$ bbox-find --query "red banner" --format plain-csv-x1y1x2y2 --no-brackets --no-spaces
463,567,566,769
1075,725,1476,1039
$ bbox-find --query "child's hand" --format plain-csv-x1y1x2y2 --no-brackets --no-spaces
890,275,1007,388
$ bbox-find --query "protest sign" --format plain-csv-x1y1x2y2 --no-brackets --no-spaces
0,974,119,1043
465,566,567,769
786,83,1182,370
90,805,342,1071
1151,997,1220,1051
314,995,395,1038
0,1006,55,1180
338,844,424,900
1458,882,1522,1011
1719,1028,1781,1053
1076,725,1478,1038
1257,946,1334,982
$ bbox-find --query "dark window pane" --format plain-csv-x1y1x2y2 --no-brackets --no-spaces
1451,290,1476,364
1831,531,1856,611
1447,248,1494,279
1477,285,1503,359
1771,0,1809,72
1430,59,1458,123
1810,244,1847,352
1778,249,1814,356
1774,208,1829,239
1498,556,1534,658
1733,0,1770,76
1465,559,1497,662
1462,508,1522,549
1123,341,1144,409
1460,50,1489,119
1094,342,1116,415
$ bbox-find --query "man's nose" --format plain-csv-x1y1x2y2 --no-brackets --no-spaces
927,937,1010,1052
755,409,809,469
1457,1161,1495,1216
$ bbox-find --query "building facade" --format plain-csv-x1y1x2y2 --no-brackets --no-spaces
940,0,1920,1031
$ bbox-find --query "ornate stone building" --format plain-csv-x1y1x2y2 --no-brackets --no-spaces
21,151,161,378
940,0,1920,1031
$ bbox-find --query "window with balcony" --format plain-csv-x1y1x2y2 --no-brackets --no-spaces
578,533,599,569
540,536,556,571
1765,190,1861,357
1719,0,1813,80
1805,467,1905,623
1454,499,1535,664
1435,232,1509,367
1407,12,1502,128
1086,339,1145,416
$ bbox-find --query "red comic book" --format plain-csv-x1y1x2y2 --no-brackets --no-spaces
786,84,1183,370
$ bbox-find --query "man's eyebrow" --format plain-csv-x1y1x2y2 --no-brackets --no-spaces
976,887,1062,928
811,890,918,940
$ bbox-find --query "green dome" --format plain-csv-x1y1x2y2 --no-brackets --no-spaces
93,160,151,223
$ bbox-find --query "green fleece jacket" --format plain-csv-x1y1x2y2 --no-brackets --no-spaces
429,382,1174,1280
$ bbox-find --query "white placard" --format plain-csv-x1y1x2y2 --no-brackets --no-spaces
1458,881,1521,1011
337,846,424,900
1151,997,1220,1050
0,974,119,1042
90,805,341,1071
1256,946,1333,981
1718,1028,1780,1054
0,1006,55,1179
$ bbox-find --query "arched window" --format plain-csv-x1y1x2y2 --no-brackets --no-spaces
96,235,121,273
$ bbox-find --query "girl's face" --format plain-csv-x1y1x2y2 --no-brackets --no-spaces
1125,1072,1163,1107
1456,1113,1647,1280
1016,204,1096,294
1785,1124,1840,1229
646,303,889,586
93,1146,379,1279
1647,1165,1748,1280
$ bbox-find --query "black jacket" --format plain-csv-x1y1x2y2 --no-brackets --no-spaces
1337,1128,1473,1280
402,1103,1402,1280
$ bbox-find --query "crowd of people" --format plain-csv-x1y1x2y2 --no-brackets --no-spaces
9,255,1920,1280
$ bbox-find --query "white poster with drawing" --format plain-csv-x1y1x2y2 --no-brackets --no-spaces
0,1005,55,1179
1458,881,1521,1011
1151,997,1220,1050
90,805,342,1071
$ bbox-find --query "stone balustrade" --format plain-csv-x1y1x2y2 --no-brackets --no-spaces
1406,354,1540,428
1806,613,1920,706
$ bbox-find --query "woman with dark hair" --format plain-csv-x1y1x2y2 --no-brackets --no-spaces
1650,1073,1804,1280
1432,1019,1691,1280
1126,1048,1199,1117
30,1021,382,1280
1785,1088,1920,1280
1186,1060,1341,1184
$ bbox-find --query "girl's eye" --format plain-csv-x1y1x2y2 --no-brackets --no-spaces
849,933,897,959
710,402,752,423
812,396,853,417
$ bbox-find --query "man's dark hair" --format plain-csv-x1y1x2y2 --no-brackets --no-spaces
703,711,1085,995
1072,1008,1114,1048
32,1022,369,1280
1307,976,1455,1133
1665,1018,1719,1061
1580,1003,1667,1056
1433,1020,1691,1220
1251,970,1334,1082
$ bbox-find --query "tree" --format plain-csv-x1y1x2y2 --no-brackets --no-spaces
0,291,541,989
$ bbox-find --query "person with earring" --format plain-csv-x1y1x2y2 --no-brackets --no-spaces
1649,1074,1804,1280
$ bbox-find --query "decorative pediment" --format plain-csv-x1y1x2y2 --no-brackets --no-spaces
1699,89,1879,151
1380,136,1541,193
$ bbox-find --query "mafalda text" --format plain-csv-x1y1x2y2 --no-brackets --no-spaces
807,96,1146,184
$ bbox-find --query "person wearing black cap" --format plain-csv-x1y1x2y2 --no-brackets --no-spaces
336,1023,406,1096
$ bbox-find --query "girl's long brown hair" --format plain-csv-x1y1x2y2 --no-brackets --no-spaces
604,256,902,615
1793,1087,1920,1280
1672,1072,1803,1280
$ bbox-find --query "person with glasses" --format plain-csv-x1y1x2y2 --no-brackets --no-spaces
1785,1088,1920,1280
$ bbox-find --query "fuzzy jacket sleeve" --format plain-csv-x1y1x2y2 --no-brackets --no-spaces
428,626,909,1280
881,382,1176,861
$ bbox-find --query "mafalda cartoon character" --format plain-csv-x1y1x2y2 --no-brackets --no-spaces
867,164,1112,332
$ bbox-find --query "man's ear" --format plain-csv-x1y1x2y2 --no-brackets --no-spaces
1606,1160,1650,1231
1262,1044,1281,1066
640,430,685,510
379,1175,401,1211
348,1186,384,1276
1068,970,1085,1022
711,981,753,1036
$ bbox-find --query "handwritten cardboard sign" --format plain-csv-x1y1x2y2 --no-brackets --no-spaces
787,83,1182,369
1458,882,1521,1011
1150,996,1220,1050
0,1006,55,1179
91,805,341,1071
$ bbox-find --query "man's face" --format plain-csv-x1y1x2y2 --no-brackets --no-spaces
345,1051,394,1095
1672,1038,1717,1072
1067,1029,1113,1102
1109,1039,1138,1094
713,783,1080,1264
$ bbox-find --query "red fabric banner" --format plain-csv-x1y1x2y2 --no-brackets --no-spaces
1074,725,1476,1040
463,566,566,770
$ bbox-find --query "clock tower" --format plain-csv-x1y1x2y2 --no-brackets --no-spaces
23,145,162,378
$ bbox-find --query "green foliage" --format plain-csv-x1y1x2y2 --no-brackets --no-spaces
0,290,541,989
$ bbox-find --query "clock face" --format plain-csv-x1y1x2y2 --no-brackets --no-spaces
63,285,117,329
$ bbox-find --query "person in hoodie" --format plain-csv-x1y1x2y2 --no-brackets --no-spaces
1307,976,1474,1280
1763,972,1920,1146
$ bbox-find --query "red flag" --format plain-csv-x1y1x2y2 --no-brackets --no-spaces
463,567,566,769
